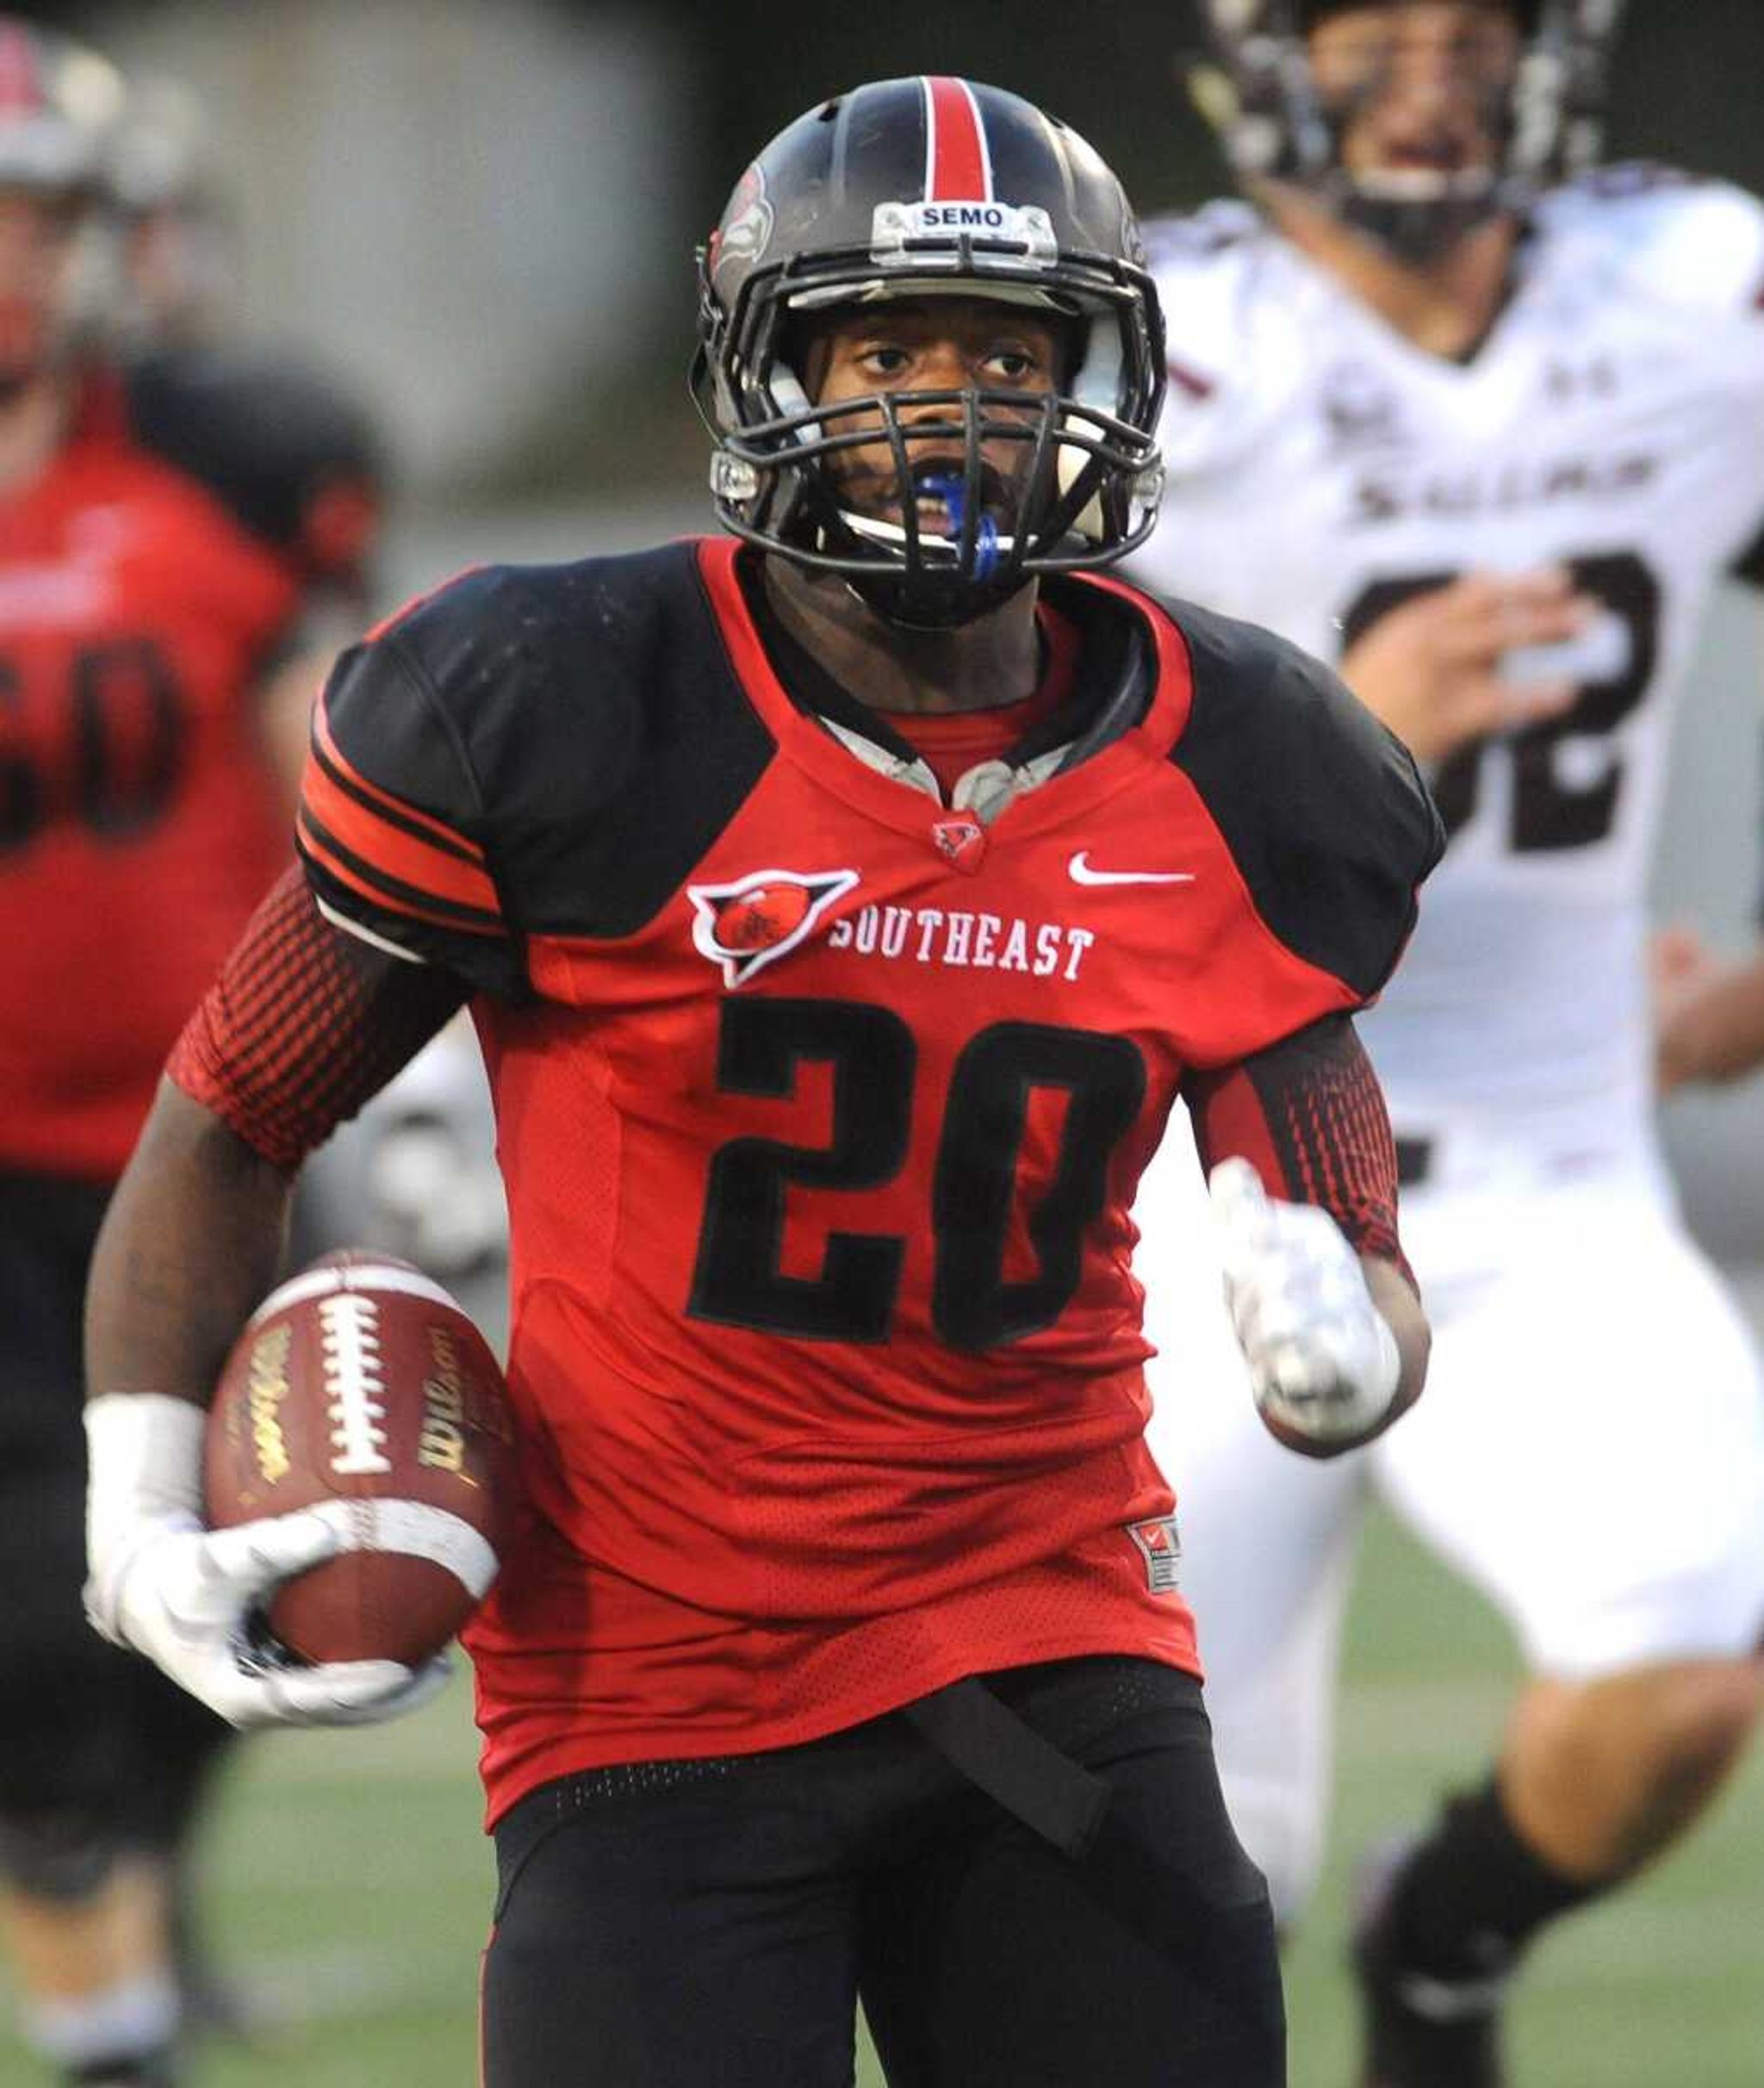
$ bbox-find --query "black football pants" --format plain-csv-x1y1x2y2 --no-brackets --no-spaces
481,1656,1285,2086
0,1172,233,1896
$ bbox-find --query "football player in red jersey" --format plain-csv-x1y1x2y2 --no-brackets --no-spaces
105,68,507,1298
0,22,382,2087
82,77,1438,2087
104,70,382,757
104,68,389,2058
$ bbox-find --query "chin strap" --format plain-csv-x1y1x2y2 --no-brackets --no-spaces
1338,180,1511,265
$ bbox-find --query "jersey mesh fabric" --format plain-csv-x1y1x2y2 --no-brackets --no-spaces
1187,1014,1410,1282
167,865,466,1167
266,544,1437,1818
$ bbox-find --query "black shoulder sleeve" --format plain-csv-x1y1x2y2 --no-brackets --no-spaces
298,572,523,999
390,545,777,941
1167,597,1445,998
302,546,780,983
124,346,384,586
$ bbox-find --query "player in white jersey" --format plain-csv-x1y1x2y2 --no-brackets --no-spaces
1132,3,1764,2081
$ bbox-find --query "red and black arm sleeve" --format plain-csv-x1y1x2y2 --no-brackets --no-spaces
1185,1012,1415,1292
167,865,469,1170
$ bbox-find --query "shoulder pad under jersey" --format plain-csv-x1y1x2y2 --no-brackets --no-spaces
1161,593,1444,1004
1143,199,1312,477
125,345,384,581
1531,165,1764,320
301,543,778,988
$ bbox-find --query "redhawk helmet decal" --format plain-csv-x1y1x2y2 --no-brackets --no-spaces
0,16,126,195
709,159,773,285
687,867,860,986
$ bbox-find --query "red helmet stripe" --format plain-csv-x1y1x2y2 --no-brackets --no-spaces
0,23,40,117
922,76,991,202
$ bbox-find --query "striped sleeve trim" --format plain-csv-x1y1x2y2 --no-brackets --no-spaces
297,801,506,938
296,699,502,932
312,693,488,866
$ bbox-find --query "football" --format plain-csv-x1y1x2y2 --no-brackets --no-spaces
204,1250,516,1667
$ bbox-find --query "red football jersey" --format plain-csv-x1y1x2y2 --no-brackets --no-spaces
291,538,1439,1819
0,382,301,1178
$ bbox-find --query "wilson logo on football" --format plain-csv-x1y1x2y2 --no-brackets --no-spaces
687,867,859,986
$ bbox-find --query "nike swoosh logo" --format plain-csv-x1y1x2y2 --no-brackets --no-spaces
1068,851,1196,887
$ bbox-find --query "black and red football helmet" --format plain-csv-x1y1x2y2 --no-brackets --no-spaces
1189,0,1627,261
0,15,125,197
0,16,127,382
693,76,1166,629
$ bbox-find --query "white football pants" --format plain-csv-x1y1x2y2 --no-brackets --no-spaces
1139,1109,1764,1928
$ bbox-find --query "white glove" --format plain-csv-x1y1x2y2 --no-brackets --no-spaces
84,1394,449,1731
1208,1158,1402,1451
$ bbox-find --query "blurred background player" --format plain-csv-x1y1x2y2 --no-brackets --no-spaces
102,64,503,1289
1131,2,1764,2082
0,20,384,2084
105,67,382,769
107,75,234,355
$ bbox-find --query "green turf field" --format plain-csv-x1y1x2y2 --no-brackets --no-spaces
4,1505,1761,2084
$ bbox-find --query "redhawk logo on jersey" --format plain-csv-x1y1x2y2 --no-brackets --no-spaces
932,814,984,866
687,867,859,986
1127,1515,1182,1594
